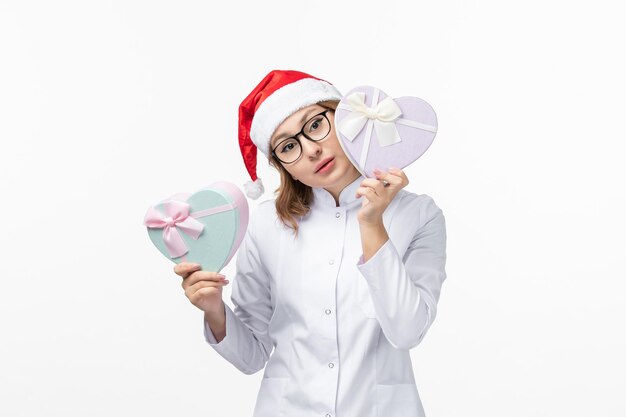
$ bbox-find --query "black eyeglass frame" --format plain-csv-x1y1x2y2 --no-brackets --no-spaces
270,109,334,165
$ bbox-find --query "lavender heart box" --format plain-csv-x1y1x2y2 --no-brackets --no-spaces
334,85,438,177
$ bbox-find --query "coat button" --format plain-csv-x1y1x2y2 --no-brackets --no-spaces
335,212,341,218
326,414,332,417
328,259,335,265
325,309,331,315
328,362,334,368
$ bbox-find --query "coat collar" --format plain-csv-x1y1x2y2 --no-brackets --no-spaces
311,174,365,209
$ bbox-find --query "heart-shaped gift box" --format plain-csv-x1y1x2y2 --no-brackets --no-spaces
334,85,438,177
143,181,248,272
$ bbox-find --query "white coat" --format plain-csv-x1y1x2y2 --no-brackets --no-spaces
204,175,447,417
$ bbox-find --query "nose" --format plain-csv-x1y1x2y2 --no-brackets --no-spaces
300,135,322,159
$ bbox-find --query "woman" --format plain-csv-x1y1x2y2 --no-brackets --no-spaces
174,70,447,417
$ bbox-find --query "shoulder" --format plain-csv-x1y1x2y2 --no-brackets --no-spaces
254,198,277,218
392,189,445,226
384,189,446,253
246,198,283,237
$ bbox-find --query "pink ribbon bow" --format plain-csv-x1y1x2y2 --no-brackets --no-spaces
143,200,204,258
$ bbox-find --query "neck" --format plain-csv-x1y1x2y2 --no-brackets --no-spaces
324,169,362,207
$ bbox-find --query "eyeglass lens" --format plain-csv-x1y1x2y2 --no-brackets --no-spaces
273,112,331,164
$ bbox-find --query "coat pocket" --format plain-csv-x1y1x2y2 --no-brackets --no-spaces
376,383,425,417
252,377,288,417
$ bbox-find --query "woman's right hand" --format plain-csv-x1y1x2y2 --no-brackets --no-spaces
173,262,229,315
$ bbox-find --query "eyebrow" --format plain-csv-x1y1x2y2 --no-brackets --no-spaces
271,107,323,147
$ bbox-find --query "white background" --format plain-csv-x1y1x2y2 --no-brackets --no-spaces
1,0,625,416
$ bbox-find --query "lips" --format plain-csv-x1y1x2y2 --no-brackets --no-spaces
315,157,334,173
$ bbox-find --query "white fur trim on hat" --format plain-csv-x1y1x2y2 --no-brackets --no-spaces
250,78,342,156
243,178,265,200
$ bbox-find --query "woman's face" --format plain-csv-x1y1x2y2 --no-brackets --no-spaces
269,104,360,195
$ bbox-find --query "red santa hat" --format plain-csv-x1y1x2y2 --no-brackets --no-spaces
239,70,342,199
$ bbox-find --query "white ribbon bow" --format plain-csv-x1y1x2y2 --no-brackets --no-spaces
337,92,403,147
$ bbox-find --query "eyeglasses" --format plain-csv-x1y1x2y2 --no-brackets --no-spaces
271,109,333,164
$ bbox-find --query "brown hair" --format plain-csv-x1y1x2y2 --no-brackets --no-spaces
268,100,339,236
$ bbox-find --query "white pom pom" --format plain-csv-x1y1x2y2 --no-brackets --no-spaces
244,178,264,200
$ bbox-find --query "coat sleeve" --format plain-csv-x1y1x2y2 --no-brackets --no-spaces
203,211,274,375
356,195,447,350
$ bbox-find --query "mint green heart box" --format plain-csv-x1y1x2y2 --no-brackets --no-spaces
144,182,249,272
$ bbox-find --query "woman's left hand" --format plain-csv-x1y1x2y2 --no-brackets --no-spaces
355,167,409,226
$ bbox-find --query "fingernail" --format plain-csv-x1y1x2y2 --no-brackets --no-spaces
373,168,382,174
217,274,226,278
192,263,201,269
224,280,230,284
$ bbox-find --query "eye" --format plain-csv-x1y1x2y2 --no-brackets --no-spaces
279,139,299,154
308,116,323,132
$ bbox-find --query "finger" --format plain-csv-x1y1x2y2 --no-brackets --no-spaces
183,270,227,288
186,279,229,295
359,179,387,194
174,262,202,278
372,168,394,182
373,169,403,188
356,186,381,201
188,286,223,304
183,272,227,291
366,178,387,195
359,178,381,188
388,167,409,186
